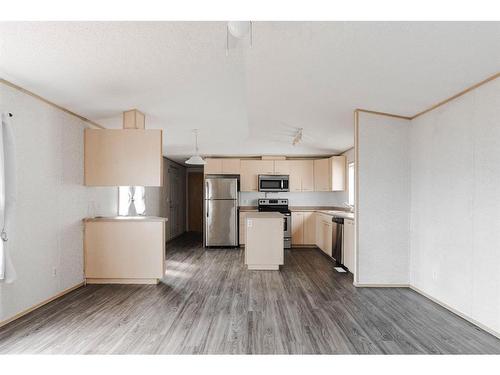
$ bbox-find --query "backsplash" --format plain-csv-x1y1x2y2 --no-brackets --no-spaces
239,191,346,207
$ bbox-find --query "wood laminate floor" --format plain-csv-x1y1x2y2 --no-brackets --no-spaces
1,232,499,354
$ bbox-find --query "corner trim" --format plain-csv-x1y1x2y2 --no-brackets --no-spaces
355,108,412,120
0,78,105,129
410,286,500,340
0,282,84,329
410,72,500,119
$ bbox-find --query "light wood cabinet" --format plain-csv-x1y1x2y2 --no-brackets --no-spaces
343,218,355,273
289,160,314,192
313,156,346,192
313,158,330,191
303,211,316,244
84,218,166,284
330,156,346,191
204,158,223,174
291,212,304,244
274,160,290,175
291,211,316,246
240,160,275,191
315,212,333,256
204,158,241,175
84,129,163,186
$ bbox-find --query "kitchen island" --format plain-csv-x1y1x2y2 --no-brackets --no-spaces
244,212,284,270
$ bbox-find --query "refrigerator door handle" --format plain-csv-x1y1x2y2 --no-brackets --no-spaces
206,200,209,217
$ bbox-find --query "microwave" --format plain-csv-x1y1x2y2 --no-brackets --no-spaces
258,175,289,192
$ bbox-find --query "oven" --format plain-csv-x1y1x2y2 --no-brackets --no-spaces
258,175,289,192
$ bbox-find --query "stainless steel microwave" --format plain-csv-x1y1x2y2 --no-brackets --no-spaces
258,175,289,192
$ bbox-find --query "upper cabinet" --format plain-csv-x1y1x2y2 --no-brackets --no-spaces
289,160,314,192
84,129,163,186
204,158,241,175
313,156,346,192
204,155,346,193
240,160,274,191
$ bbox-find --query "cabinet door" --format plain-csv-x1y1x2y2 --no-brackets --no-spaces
257,160,275,175
204,158,223,174
314,159,330,191
330,156,346,191
343,219,355,272
222,158,241,174
240,161,258,191
300,160,314,191
315,213,323,250
323,222,333,256
274,160,290,175
303,211,316,244
291,212,304,245
289,160,303,192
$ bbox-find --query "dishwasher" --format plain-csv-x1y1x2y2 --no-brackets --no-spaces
331,216,345,268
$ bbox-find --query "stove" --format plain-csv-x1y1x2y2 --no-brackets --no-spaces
258,199,291,249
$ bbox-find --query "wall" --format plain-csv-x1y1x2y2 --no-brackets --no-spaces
356,112,410,285
409,78,500,335
0,83,116,323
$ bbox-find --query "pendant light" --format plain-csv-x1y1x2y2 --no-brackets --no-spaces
185,129,206,165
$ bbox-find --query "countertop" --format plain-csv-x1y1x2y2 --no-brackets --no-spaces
238,206,354,220
83,216,168,223
316,210,354,220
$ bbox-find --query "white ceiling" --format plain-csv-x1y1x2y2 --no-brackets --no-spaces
1,22,499,163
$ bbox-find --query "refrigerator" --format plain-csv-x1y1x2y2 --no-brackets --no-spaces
204,176,239,247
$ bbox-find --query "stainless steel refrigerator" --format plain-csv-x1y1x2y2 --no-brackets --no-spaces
204,176,239,247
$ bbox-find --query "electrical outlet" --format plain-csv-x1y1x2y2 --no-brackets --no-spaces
432,269,438,281
52,267,57,277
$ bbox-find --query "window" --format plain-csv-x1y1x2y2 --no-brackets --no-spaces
118,186,146,216
348,162,355,206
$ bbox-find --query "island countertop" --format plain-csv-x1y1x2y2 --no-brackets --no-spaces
83,216,168,223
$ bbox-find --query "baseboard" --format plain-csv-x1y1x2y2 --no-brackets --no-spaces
86,278,159,285
410,285,500,340
353,282,410,288
0,282,84,329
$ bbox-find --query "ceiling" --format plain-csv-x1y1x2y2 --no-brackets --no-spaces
1,22,499,163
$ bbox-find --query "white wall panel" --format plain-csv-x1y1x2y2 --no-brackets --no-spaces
357,112,410,285
0,83,116,322
410,78,500,334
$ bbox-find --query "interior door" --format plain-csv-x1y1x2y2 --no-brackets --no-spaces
188,172,204,232
169,166,180,238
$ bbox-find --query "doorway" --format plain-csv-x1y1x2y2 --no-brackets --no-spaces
187,172,204,233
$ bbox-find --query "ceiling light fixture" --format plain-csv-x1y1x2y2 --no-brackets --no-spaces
226,21,252,55
185,129,206,165
292,128,303,146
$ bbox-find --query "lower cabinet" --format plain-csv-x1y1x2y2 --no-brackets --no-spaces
291,212,304,244
343,218,355,272
84,218,166,284
315,213,333,256
291,211,316,245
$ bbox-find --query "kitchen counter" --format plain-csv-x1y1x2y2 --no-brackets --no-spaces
315,210,354,220
84,216,168,223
